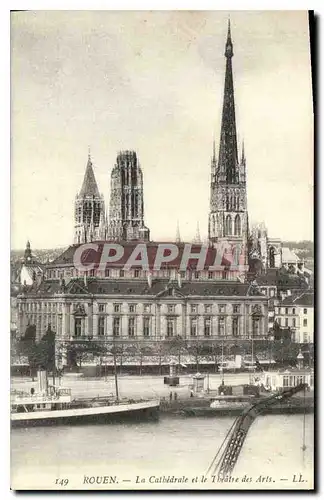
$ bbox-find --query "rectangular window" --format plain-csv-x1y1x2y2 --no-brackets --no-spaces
119,269,124,278
180,271,186,278
285,318,288,327
167,319,175,337
304,308,307,315
303,318,307,327
114,304,120,313
218,316,225,336
143,304,151,313
233,304,241,314
204,317,211,337
143,317,150,337
168,304,175,313
194,272,200,279
105,268,110,277
129,304,136,313
113,317,120,337
219,304,226,313
190,317,198,336
90,269,95,277
270,289,275,297
98,304,105,313
303,333,308,343
208,271,213,279
205,304,212,313
292,318,296,327
98,316,105,336
128,317,135,337
134,269,140,278
252,318,260,337
285,308,288,314
232,317,239,337
74,318,82,337
292,308,296,315
191,304,198,313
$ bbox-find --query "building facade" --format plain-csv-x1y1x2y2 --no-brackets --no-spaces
275,292,314,344
17,278,268,345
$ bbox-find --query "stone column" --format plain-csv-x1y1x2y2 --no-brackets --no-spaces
70,314,74,339
138,314,143,340
93,313,98,339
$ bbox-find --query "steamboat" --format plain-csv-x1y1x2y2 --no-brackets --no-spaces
11,370,160,427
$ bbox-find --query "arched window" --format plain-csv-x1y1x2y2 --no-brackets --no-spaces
234,214,241,236
225,215,232,235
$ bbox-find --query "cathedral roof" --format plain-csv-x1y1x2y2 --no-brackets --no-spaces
79,154,100,198
47,241,246,270
18,278,265,299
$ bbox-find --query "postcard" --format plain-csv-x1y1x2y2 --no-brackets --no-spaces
10,10,314,491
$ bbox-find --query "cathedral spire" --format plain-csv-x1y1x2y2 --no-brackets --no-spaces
194,221,201,244
241,139,245,164
218,19,238,183
175,220,181,244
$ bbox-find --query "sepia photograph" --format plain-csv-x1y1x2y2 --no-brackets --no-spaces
10,9,314,491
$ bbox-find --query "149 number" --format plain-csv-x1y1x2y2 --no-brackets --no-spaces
55,478,69,486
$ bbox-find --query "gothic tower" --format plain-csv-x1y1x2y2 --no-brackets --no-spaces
109,150,150,241
74,152,107,244
208,21,248,265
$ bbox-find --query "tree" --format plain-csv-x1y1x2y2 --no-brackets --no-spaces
187,339,207,373
65,340,106,370
136,343,154,375
163,335,188,369
17,324,37,378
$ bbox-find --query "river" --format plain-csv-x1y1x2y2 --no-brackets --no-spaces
11,375,314,490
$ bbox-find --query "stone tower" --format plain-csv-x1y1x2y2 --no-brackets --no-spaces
109,150,150,241
74,152,107,244
208,21,248,265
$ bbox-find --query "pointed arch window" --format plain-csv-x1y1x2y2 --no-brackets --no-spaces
225,215,232,235
234,214,241,236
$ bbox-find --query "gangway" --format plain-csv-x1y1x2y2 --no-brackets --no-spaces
206,383,307,479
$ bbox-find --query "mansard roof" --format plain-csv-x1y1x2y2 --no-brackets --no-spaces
18,278,265,299
281,292,314,308
255,268,309,290
47,241,245,269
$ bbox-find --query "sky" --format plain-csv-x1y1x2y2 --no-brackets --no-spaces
11,10,313,249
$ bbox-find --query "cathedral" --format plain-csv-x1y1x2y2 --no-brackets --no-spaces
209,22,248,268
15,21,311,352
74,150,149,244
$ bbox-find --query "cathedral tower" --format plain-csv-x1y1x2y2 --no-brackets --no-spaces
109,150,150,241
74,152,107,244
209,21,248,264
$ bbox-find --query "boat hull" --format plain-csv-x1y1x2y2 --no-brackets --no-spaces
11,400,160,428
